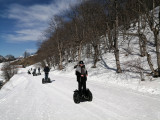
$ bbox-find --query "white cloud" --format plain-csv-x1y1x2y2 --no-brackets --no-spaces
5,29,42,42
3,0,80,42
26,49,37,53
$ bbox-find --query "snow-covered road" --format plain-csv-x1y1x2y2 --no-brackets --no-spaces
0,69,160,120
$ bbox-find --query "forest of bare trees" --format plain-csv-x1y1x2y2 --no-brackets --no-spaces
36,0,160,78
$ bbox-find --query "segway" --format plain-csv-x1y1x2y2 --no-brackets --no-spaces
73,88,93,104
32,72,37,76
37,72,41,75
28,70,31,74
32,69,37,76
42,77,51,84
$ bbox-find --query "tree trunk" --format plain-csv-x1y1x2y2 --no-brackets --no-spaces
78,41,82,62
137,15,144,57
71,48,76,62
159,8,160,26
58,42,63,70
146,53,157,76
92,44,99,68
137,11,146,57
114,48,122,73
108,27,113,52
141,34,147,56
114,0,122,73
86,44,91,58
139,36,144,57
139,33,147,57
151,0,155,29
154,30,160,76
138,33,156,76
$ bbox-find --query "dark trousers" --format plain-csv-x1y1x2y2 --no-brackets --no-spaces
45,73,49,80
77,76,87,93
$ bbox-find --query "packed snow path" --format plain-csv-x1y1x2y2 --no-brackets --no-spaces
0,70,160,120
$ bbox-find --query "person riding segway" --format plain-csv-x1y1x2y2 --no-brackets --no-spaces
73,61,92,104
37,67,41,75
32,68,37,76
42,65,51,83
76,61,88,96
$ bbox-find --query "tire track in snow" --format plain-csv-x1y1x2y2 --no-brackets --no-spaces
43,84,104,120
21,74,101,120
47,74,160,120
46,82,128,120
89,80,160,101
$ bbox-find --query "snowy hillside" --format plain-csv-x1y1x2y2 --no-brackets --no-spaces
53,54,160,95
52,8,160,95
0,67,160,120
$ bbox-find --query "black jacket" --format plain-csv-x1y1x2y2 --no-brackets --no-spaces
44,66,50,73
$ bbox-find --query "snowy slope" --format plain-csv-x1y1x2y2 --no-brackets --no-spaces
47,7,160,96
53,57,160,95
0,67,160,120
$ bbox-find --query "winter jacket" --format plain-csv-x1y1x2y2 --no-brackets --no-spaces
44,66,50,73
75,65,88,77
76,65,88,82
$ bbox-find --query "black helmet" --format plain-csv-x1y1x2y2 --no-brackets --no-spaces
79,61,84,64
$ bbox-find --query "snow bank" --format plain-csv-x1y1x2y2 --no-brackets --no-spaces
0,75,27,91
51,58,160,95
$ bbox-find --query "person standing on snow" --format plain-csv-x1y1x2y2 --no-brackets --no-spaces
75,61,88,94
32,68,37,76
38,67,41,74
44,65,50,80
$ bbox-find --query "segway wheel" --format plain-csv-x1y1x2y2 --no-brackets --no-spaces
73,91,80,104
42,78,45,84
86,89,93,101
48,78,51,83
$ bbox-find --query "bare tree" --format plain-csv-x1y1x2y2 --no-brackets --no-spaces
106,0,122,73
138,0,160,76
23,51,30,58
2,62,18,81
79,1,107,67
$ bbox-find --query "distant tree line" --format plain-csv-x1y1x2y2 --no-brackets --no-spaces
36,0,160,78
0,55,16,63
0,51,34,63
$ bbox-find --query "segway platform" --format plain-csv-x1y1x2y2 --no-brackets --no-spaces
32,73,37,76
42,78,51,84
73,88,93,104
37,73,41,75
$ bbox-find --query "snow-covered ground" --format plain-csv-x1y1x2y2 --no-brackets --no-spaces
0,67,160,120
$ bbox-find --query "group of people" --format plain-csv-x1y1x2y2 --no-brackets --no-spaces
27,61,88,94
28,67,41,75
27,66,50,80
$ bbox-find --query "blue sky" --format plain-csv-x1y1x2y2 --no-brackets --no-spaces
0,0,80,57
